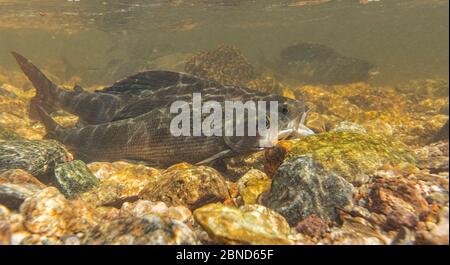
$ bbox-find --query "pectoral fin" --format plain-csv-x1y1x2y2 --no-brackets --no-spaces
195,149,233,165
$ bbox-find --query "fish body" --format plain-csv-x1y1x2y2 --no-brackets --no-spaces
35,105,228,166
278,43,376,85
14,52,312,166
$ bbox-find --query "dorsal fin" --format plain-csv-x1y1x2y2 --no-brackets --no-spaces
12,52,61,117
11,52,58,99
99,71,214,95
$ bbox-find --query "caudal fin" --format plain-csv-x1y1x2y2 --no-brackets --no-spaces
11,52,60,119
29,99,65,139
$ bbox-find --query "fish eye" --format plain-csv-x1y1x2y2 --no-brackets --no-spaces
281,106,289,115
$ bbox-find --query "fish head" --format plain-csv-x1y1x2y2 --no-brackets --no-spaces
277,96,315,137
353,59,378,81
256,95,314,148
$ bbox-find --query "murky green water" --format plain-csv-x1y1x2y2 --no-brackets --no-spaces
0,0,448,86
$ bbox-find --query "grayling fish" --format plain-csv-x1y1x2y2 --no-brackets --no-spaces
13,52,314,166
278,43,377,85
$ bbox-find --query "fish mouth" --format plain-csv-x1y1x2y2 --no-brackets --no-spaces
289,110,315,138
258,111,315,147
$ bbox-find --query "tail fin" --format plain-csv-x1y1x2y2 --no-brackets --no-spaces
30,100,65,139
11,52,60,119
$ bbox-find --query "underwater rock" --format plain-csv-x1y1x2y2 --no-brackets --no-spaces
139,163,230,210
185,45,255,86
0,169,46,188
193,203,292,245
0,169,46,209
278,43,375,85
0,184,42,210
415,141,449,173
168,206,193,225
366,176,429,230
221,151,266,181
82,215,198,245
352,162,448,235
64,199,100,235
295,214,328,239
121,200,169,219
236,169,271,205
120,200,193,225
54,160,100,198
415,207,449,245
19,187,100,240
225,181,239,206
0,204,9,221
0,220,11,245
264,156,354,225
0,140,72,178
0,210,28,245
20,187,69,237
390,226,416,245
18,234,62,245
331,121,367,134
280,131,416,185
318,211,391,245
81,161,160,207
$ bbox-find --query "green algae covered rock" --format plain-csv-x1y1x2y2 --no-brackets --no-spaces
286,131,416,185
54,160,99,198
0,140,71,178
193,203,292,245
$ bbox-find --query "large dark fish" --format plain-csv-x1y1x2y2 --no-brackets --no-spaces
278,43,377,85
12,52,219,125
13,52,313,166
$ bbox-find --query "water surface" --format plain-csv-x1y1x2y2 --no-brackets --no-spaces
0,0,448,86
